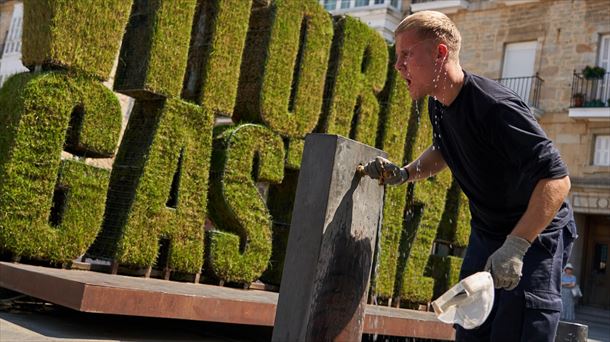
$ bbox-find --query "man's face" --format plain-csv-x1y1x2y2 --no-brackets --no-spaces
394,30,439,100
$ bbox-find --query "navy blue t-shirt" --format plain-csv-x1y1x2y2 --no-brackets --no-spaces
428,71,571,236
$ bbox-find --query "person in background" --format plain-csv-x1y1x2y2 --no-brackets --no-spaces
561,263,577,321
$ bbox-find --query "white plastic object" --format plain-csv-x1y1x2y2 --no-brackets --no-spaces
431,271,495,329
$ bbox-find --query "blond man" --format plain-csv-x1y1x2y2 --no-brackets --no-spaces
364,11,576,341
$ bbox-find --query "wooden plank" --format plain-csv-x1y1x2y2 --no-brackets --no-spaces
0,262,454,340
0,262,276,326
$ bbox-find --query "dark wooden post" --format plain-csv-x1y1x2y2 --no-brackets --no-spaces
272,134,386,342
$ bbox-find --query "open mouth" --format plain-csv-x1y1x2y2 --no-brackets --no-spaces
406,78,412,87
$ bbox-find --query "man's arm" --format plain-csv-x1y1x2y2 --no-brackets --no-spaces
485,176,571,290
510,176,571,242
404,145,448,182
362,145,447,185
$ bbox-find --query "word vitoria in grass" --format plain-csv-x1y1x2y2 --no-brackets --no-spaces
0,0,470,305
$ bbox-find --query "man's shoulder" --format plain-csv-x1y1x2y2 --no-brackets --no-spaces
458,72,502,115
464,72,529,113
465,72,517,103
458,72,534,128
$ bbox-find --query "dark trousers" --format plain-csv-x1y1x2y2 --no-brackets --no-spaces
455,219,577,342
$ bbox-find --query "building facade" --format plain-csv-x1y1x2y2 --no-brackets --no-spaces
0,0,27,87
320,0,411,41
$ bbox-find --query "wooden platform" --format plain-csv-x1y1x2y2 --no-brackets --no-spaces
0,262,455,340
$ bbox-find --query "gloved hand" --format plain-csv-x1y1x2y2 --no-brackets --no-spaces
484,235,531,291
363,157,409,185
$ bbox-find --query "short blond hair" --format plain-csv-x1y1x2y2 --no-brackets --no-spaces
395,11,461,61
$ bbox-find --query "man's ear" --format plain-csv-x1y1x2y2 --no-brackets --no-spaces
437,43,449,60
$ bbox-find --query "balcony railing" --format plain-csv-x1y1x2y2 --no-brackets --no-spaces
571,72,610,108
496,74,544,109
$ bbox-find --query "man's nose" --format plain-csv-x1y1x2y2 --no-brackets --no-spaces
394,58,405,72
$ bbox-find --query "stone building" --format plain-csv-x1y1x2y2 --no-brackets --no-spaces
0,0,27,87
320,0,407,41
329,0,610,310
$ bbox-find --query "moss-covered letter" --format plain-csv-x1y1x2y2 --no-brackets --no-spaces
372,46,412,299
0,72,121,263
87,98,214,274
320,15,388,147
22,0,131,80
182,0,253,116
207,124,284,284
398,99,452,305
235,0,333,139
114,0,198,98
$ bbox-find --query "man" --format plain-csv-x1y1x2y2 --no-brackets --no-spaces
363,10,577,342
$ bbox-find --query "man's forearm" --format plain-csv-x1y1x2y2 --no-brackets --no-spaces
510,176,571,242
404,146,447,182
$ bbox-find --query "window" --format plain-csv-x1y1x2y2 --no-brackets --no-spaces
323,0,337,10
594,135,610,166
596,34,610,104
599,34,610,71
502,41,537,79
500,41,537,106
355,0,369,7
3,9,23,55
340,0,351,9
390,0,400,8
374,0,385,4
0,3,28,88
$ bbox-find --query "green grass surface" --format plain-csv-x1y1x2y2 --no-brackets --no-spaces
207,124,284,283
88,98,214,274
235,0,333,138
0,72,121,263
371,45,412,298
22,0,131,80
319,15,388,147
183,0,257,117
114,0,197,98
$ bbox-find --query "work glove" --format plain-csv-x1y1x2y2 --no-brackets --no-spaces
363,157,409,185
484,235,531,291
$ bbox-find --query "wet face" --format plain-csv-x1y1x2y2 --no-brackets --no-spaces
394,30,444,100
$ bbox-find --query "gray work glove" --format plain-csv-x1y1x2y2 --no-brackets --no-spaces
484,235,531,291
363,157,409,185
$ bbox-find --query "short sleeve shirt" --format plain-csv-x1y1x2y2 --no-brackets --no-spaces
428,71,571,236
562,274,576,285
